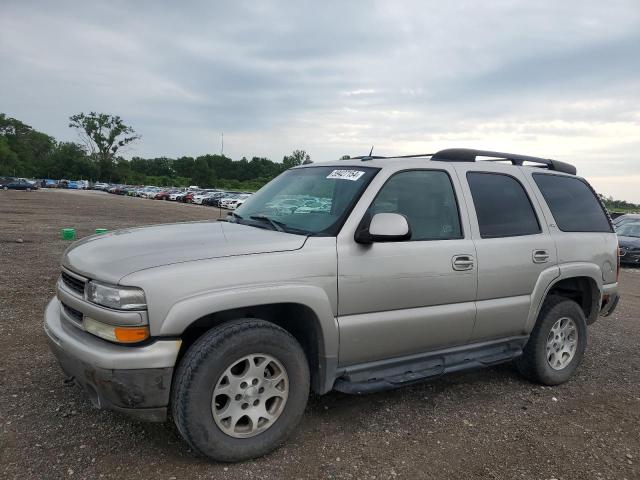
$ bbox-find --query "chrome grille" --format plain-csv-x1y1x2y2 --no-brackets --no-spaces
61,271,86,295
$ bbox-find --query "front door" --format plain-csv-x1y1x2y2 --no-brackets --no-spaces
336,168,478,366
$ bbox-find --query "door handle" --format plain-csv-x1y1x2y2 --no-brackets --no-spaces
532,249,550,263
452,255,475,271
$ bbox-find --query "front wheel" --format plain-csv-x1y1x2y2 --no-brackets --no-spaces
516,295,587,385
171,319,310,462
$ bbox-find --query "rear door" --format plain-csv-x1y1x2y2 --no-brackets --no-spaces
454,163,558,342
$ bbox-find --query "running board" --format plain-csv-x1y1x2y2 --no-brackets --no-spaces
333,337,526,394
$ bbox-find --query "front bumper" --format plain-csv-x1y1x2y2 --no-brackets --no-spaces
44,298,181,422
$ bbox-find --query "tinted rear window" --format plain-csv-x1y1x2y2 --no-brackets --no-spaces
533,174,612,232
467,172,541,238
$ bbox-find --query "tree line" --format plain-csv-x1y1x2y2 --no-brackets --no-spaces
2,111,638,209
0,112,311,190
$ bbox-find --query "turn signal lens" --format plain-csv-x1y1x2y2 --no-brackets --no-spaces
114,326,149,343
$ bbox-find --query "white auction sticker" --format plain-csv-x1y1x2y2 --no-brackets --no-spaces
326,169,365,181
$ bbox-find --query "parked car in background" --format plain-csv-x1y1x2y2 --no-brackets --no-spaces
93,182,110,191
613,214,640,230
0,176,16,188
169,190,186,201
202,192,228,206
221,193,251,209
193,190,220,205
179,191,198,203
3,179,38,191
617,222,640,265
139,187,160,199
108,185,128,195
209,192,243,208
155,189,179,200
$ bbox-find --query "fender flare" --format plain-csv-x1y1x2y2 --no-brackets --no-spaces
160,283,339,393
525,262,603,333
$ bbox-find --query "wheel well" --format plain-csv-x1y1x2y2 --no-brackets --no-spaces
546,276,599,324
176,303,324,393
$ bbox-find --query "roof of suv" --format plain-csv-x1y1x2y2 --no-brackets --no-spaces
311,148,577,176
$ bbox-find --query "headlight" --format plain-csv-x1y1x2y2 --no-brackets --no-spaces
86,281,146,310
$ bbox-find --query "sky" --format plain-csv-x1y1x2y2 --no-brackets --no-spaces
1,0,639,202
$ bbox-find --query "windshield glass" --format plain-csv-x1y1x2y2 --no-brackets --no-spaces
617,223,640,238
614,215,640,226
233,166,378,235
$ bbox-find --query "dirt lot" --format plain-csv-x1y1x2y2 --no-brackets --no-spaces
1,189,639,479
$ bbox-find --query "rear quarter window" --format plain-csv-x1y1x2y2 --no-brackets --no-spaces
532,173,612,233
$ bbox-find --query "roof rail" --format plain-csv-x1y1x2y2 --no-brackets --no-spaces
431,148,576,175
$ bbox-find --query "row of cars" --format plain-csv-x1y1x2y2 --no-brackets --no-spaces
98,184,254,210
1,177,92,190
613,214,640,266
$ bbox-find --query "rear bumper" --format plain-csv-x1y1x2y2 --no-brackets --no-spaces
44,298,181,421
600,283,620,318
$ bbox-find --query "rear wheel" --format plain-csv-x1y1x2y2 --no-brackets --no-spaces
172,319,310,462
517,295,587,385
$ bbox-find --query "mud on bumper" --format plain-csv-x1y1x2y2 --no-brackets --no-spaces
44,298,180,422
48,342,173,421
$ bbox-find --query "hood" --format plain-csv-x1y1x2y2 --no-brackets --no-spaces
618,235,640,249
63,221,307,284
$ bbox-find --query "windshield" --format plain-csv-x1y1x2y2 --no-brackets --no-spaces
233,165,378,235
614,215,640,226
617,223,640,238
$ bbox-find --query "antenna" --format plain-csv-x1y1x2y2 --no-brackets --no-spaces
368,145,374,157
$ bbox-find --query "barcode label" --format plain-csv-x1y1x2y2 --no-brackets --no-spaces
326,170,365,181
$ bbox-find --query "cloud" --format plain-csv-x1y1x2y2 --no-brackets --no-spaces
1,0,639,201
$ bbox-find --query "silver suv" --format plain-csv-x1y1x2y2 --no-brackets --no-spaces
44,148,620,461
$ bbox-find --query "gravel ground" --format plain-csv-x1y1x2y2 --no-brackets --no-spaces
1,188,639,480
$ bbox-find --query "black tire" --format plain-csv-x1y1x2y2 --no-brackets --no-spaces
171,319,310,462
516,295,587,385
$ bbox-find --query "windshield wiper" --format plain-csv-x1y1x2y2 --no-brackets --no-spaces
249,215,285,232
225,212,243,222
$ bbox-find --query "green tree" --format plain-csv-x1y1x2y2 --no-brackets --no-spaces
282,149,310,169
0,136,19,176
69,112,139,181
44,142,94,180
0,114,55,177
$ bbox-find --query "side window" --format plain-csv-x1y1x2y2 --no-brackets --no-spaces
369,170,462,240
467,172,541,238
533,173,612,232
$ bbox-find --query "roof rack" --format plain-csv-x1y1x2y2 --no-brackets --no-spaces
430,148,576,175
344,148,576,175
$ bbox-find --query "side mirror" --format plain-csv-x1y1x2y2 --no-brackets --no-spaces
355,212,411,244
